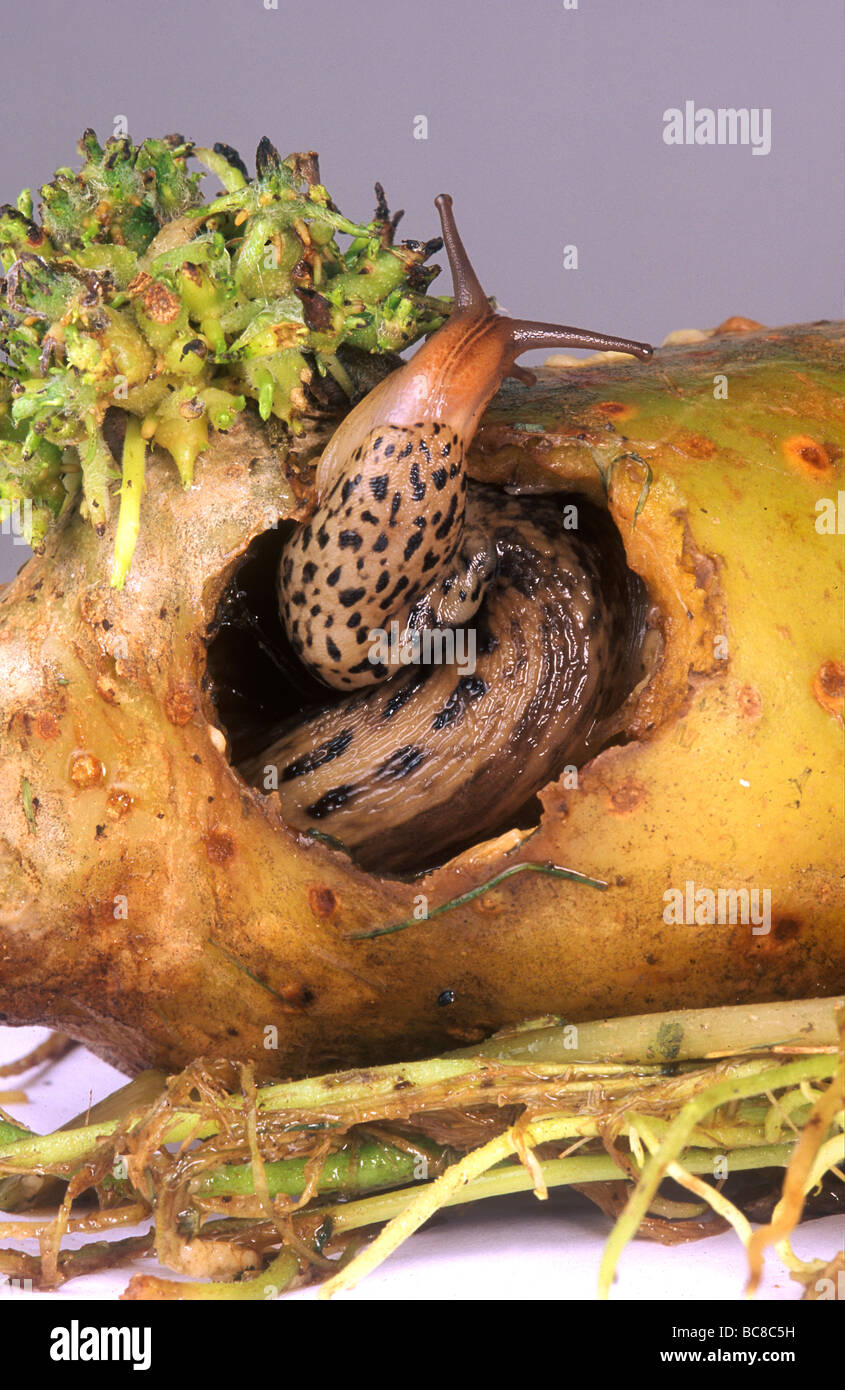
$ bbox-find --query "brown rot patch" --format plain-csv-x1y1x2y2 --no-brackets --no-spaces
713,316,764,334
204,830,236,865
782,436,834,479
277,981,314,1010
592,400,636,423
743,915,803,965
164,684,196,726
78,897,124,932
444,1024,488,1044
674,431,717,460
474,890,505,914
607,778,648,814
69,753,105,788
772,917,800,942
308,885,338,918
34,711,61,741
737,685,763,720
813,660,844,722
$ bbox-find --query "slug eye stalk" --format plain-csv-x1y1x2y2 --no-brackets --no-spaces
399,194,653,442
434,190,653,360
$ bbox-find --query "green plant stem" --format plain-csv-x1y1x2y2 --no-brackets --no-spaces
310,1142,797,1237
458,997,844,1066
195,1140,444,1199
0,1042,832,1175
0,1120,32,1146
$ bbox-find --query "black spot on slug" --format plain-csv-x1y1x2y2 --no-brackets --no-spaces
377,745,427,780
435,494,458,540
410,462,426,501
432,675,489,731
282,729,353,780
403,530,423,561
350,657,386,677
382,671,428,718
306,785,355,818
460,675,488,699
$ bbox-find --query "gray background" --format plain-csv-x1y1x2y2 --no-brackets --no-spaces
1,0,842,579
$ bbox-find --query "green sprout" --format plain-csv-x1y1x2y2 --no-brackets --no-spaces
0,132,449,582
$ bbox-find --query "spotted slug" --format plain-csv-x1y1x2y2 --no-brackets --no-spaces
243,195,653,874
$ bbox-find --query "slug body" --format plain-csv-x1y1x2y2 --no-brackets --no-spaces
278,195,651,691
256,196,653,872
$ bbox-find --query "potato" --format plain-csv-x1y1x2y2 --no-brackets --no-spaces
0,319,841,1078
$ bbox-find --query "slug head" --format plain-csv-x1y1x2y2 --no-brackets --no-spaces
397,193,653,441
315,193,653,500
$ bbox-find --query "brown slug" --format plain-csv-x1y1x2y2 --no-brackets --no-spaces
244,195,653,873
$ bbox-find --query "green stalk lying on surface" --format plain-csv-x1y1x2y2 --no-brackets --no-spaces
0,997,841,1299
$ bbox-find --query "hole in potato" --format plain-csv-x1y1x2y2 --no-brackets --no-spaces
205,490,657,877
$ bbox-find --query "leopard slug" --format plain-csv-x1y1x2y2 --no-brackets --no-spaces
245,196,653,873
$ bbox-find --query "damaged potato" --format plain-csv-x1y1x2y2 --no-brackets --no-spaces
0,134,842,1082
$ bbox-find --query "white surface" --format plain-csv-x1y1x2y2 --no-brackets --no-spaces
0,1025,841,1302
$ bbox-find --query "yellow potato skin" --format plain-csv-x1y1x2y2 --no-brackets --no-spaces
0,321,841,1077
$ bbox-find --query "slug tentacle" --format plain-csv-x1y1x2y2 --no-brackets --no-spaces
507,319,654,358
432,193,488,312
263,194,653,869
